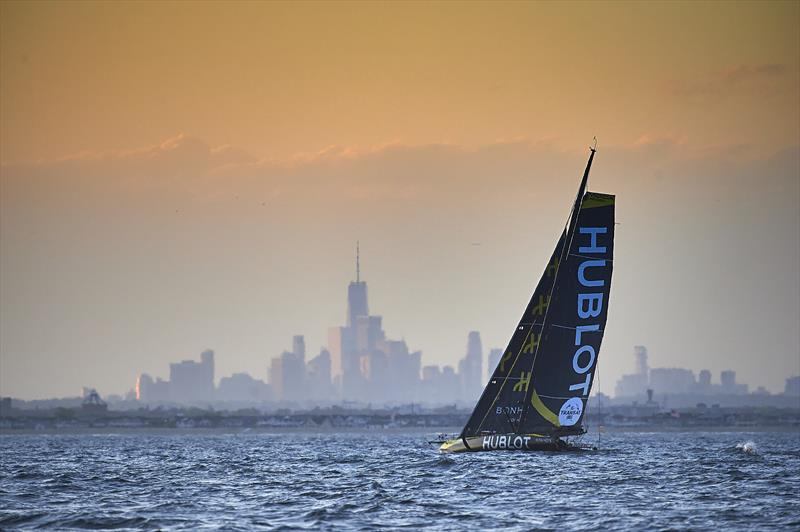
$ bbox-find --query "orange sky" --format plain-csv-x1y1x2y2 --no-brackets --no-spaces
1,1,798,399
2,1,798,164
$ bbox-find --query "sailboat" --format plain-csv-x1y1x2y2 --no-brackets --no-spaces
440,143,614,452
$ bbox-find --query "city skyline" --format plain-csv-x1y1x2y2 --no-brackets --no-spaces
22,270,800,407
2,2,798,399
2,236,799,400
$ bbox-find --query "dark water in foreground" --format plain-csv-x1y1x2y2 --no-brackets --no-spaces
1,431,798,530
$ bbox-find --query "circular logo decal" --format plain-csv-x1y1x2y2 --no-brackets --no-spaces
558,397,584,426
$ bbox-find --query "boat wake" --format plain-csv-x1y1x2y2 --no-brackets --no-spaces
735,441,758,456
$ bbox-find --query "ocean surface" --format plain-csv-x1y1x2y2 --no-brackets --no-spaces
1,430,798,530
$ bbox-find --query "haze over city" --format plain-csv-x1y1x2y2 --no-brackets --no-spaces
1,1,798,401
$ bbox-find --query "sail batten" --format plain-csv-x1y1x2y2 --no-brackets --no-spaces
459,149,614,440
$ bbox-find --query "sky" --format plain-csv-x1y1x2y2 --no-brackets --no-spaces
1,1,798,400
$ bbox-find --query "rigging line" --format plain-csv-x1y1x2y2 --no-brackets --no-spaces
569,253,614,261
519,146,596,430
535,393,589,400
596,358,601,448
550,323,604,332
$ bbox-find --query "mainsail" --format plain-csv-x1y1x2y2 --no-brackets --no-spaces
460,148,614,440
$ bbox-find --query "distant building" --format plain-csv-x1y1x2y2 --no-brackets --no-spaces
326,245,421,404
487,348,502,381
720,370,748,395
721,370,735,390
169,350,215,404
697,369,712,394
786,376,800,396
217,373,272,403
458,331,483,402
269,338,306,403
328,248,374,401
307,348,333,402
292,336,306,365
348,278,369,327
615,373,648,398
81,389,108,414
634,345,648,376
440,366,460,404
614,346,649,397
418,365,435,404
136,373,170,404
136,374,152,401
650,368,695,395
360,350,389,401
328,326,355,389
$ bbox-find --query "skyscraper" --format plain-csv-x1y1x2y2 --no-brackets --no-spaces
458,331,483,402
292,336,306,364
634,345,648,376
306,348,333,402
267,336,307,403
347,242,368,326
487,348,502,382
614,345,649,398
168,349,215,404
697,369,712,394
327,244,422,404
329,244,373,401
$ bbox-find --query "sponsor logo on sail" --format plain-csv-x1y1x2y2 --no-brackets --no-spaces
569,226,609,397
558,397,583,426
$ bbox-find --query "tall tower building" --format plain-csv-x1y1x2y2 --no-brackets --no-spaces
269,340,306,403
720,370,736,392
634,345,648,376
347,242,369,326
307,348,333,402
459,331,483,401
329,242,373,401
292,335,306,364
487,348,503,381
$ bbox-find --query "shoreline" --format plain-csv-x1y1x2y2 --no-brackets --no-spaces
2,425,798,436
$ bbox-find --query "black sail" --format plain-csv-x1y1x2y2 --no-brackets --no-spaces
460,149,614,439
518,190,614,435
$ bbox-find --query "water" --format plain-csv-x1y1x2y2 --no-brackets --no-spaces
1,430,798,530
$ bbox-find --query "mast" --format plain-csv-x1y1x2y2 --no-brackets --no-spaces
568,140,596,242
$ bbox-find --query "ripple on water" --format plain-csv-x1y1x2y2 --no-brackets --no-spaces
1,431,799,530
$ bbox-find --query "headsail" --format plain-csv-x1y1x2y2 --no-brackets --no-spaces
460,148,614,439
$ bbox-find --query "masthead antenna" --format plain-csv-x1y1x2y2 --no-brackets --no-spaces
591,136,598,152
356,241,360,282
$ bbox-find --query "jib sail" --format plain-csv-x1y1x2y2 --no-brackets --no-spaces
460,148,614,439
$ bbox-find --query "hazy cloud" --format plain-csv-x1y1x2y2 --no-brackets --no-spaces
1,135,798,399
669,63,787,101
